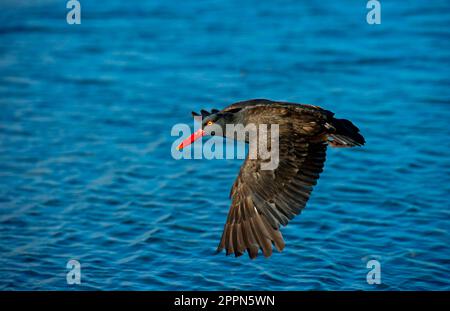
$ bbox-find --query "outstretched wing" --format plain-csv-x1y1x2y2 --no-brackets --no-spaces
216,135,328,258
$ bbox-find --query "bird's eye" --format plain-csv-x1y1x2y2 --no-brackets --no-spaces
206,120,214,126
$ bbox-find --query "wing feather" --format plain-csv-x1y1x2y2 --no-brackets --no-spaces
217,135,328,258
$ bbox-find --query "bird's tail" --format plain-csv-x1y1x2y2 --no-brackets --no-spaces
327,118,365,147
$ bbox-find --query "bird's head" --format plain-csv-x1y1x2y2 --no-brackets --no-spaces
176,108,241,150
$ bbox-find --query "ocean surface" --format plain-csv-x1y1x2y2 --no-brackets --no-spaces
0,1,449,290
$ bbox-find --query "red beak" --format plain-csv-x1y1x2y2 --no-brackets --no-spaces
176,129,205,150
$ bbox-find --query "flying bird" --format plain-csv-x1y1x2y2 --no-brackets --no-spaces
177,99,365,259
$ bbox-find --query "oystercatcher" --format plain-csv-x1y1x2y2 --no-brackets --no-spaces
177,99,365,259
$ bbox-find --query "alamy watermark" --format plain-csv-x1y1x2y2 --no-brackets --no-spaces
366,259,381,285
66,259,81,285
65,2,380,27
66,0,81,25
171,118,280,170
366,0,381,25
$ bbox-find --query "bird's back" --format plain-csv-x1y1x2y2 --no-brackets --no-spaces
223,99,334,137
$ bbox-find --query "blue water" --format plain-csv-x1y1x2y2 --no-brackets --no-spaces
0,1,449,290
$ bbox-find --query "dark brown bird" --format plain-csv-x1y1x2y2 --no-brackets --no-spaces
177,99,365,259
